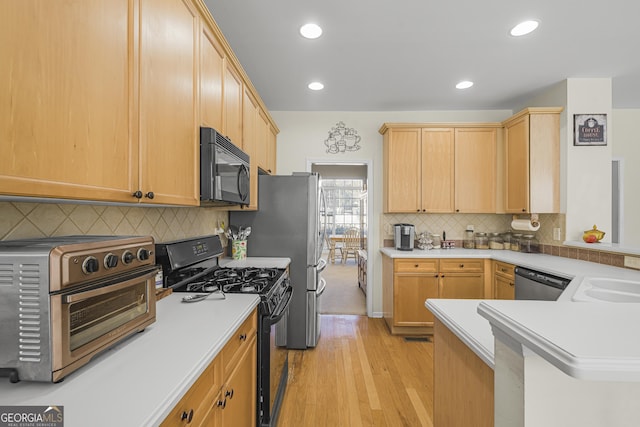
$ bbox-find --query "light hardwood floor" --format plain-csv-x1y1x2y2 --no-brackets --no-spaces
278,315,434,426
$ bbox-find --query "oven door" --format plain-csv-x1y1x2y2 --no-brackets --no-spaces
49,266,158,382
265,284,292,427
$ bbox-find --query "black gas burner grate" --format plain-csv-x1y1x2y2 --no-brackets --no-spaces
168,266,285,296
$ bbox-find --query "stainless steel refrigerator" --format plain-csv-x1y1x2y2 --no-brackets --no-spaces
230,172,327,349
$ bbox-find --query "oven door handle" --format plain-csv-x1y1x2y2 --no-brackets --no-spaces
63,267,159,304
269,286,293,325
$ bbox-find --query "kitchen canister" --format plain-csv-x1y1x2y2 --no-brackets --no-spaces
232,240,247,260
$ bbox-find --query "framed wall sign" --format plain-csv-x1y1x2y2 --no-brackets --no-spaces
574,114,607,146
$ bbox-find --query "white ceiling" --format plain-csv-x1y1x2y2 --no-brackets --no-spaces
204,0,640,111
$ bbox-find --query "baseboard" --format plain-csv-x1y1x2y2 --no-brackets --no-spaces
370,311,383,318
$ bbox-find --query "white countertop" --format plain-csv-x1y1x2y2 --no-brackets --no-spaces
477,300,640,381
0,256,292,426
406,248,640,381
0,293,259,426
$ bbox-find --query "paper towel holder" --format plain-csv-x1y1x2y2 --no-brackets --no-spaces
511,213,540,229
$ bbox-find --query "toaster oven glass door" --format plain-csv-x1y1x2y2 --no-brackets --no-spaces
50,266,157,379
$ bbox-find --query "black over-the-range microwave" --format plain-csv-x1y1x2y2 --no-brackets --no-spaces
200,127,250,206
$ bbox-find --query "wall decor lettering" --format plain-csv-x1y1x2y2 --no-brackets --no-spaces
574,114,607,146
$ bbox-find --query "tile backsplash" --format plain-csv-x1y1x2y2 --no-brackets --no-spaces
0,201,228,244
381,213,565,245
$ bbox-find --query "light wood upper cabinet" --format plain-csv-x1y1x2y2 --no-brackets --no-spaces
0,0,201,205
240,88,259,211
200,23,225,132
454,128,497,213
255,109,269,173
382,128,422,212
0,0,136,202
139,0,200,206
223,61,243,148
502,107,562,213
381,124,497,213
422,128,455,212
267,125,278,174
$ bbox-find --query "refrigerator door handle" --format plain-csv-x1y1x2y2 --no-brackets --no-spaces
317,258,327,273
317,277,327,296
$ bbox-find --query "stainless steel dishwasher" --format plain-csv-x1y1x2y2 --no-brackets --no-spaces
514,266,571,301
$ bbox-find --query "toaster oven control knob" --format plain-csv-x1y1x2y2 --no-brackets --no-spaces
137,248,150,261
82,256,100,274
122,251,134,264
104,253,119,269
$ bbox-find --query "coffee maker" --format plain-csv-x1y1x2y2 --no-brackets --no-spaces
394,223,415,251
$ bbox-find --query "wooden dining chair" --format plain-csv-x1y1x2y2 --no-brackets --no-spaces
342,228,360,264
325,234,342,263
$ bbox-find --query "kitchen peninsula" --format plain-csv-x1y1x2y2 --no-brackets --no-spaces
380,248,640,426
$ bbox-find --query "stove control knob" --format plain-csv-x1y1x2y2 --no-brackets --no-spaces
104,253,119,269
122,251,134,264
137,248,150,261
82,256,100,274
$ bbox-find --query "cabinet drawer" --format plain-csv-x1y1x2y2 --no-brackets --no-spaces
394,259,438,273
439,259,484,273
494,261,515,277
161,360,216,427
221,310,257,377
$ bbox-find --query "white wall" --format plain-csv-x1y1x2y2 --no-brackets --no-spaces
565,79,613,242
271,110,511,316
612,109,640,245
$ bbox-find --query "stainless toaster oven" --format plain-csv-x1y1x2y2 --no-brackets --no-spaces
0,235,157,383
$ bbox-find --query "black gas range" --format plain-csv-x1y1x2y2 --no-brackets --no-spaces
155,235,291,427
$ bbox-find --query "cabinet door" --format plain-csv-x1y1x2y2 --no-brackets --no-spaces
383,128,422,212
223,61,243,148
439,273,484,299
160,359,216,427
454,128,496,213
240,89,258,210
421,128,455,212
494,274,515,300
0,0,136,202
200,23,224,132
139,0,199,205
504,115,530,213
219,337,257,427
394,274,439,326
267,125,277,174
256,109,269,173
493,261,515,300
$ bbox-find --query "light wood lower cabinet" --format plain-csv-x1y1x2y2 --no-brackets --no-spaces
161,310,257,427
493,261,515,300
382,257,486,335
434,319,494,426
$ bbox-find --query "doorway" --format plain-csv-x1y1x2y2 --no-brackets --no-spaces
311,162,369,316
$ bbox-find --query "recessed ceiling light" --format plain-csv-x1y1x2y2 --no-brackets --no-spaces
308,82,324,91
300,23,323,39
510,20,539,36
456,81,474,90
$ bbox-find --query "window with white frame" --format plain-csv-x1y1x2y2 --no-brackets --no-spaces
322,178,367,236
